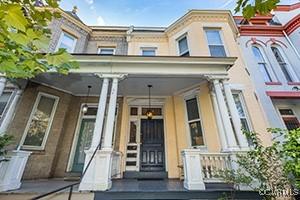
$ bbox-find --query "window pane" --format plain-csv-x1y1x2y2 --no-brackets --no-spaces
0,92,12,116
251,46,264,63
142,108,162,116
84,107,98,116
258,63,272,82
99,48,114,55
142,49,156,56
271,47,284,63
232,94,246,118
59,33,75,53
279,63,293,82
129,121,137,143
189,121,204,146
178,36,188,55
209,45,226,57
130,107,138,116
23,96,56,147
205,30,223,45
186,98,200,121
279,109,294,115
271,47,293,82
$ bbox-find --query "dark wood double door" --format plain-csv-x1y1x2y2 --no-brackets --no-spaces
140,119,165,172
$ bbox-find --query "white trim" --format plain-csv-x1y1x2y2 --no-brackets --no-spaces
0,89,15,120
140,47,157,56
97,47,116,55
55,31,77,53
20,92,59,150
183,93,207,149
276,106,300,129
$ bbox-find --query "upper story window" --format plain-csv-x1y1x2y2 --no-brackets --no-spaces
251,46,272,82
0,91,13,118
98,47,115,55
56,32,77,53
185,97,204,146
205,29,226,57
141,48,156,56
271,46,295,82
21,93,59,150
178,35,190,56
279,108,299,130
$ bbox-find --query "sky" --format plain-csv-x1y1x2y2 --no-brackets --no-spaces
59,0,300,27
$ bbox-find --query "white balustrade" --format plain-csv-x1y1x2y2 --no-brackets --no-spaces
111,151,122,179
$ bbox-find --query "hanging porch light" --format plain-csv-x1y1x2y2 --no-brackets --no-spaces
82,85,92,114
146,85,153,120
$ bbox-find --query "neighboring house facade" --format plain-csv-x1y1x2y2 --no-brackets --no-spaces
236,2,300,133
0,7,272,195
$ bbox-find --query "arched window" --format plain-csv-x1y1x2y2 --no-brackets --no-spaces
271,46,294,82
251,46,272,82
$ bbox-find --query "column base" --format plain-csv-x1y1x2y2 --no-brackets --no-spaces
79,149,113,191
184,181,206,190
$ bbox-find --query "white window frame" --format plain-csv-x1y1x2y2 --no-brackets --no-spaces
55,31,77,53
251,45,274,83
97,47,115,55
277,107,300,130
177,34,190,56
20,92,59,150
204,28,227,57
0,89,15,120
140,47,157,56
183,94,206,148
271,45,298,82
231,91,253,132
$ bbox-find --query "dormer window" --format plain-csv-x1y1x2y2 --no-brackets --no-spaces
178,35,189,56
98,47,115,55
56,31,77,53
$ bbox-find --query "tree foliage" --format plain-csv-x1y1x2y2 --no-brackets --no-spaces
0,0,78,79
235,0,280,19
0,134,13,162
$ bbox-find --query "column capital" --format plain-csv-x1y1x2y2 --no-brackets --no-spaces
204,75,229,82
95,73,127,80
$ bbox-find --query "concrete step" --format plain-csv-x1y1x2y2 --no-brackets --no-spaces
123,171,168,179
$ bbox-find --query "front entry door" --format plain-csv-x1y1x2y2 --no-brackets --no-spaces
72,118,95,172
140,119,165,171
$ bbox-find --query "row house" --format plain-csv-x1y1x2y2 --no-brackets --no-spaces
236,2,300,134
1,3,298,198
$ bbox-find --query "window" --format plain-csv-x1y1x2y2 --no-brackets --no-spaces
98,48,115,55
178,36,189,56
279,108,299,130
251,46,272,82
185,97,204,146
0,91,13,118
271,47,294,82
21,93,59,150
142,48,156,56
205,30,226,57
232,92,251,133
56,32,77,53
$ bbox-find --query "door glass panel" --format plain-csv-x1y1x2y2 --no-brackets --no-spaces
129,121,137,143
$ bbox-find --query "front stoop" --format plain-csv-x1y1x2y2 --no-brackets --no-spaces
94,180,262,200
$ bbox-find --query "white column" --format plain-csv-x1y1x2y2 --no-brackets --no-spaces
210,91,228,151
89,78,109,151
0,77,6,97
0,90,22,135
212,79,238,150
102,78,118,150
223,80,249,148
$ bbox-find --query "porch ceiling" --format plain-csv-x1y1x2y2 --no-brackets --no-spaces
32,73,207,96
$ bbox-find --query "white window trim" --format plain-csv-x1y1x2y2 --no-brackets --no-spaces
55,31,77,53
251,45,277,82
20,92,59,150
204,28,228,57
276,106,300,130
271,45,299,82
140,47,157,56
183,94,207,149
176,33,190,56
0,89,15,120
231,91,253,132
97,47,116,55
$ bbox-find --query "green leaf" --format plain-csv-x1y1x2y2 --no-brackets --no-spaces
9,32,30,46
4,4,28,32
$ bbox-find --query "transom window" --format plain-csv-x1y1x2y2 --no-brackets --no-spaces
251,46,272,82
141,48,156,56
56,32,77,53
0,91,13,118
185,97,204,146
21,93,59,150
178,35,190,56
271,47,294,82
279,108,299,130
98,48,115,55
205,29,226,57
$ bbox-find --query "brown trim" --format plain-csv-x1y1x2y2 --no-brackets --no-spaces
266,91,300,98
284,14,300,35
275,3,300,12
288,82,300,86
238,25,284,36
265,82,282,85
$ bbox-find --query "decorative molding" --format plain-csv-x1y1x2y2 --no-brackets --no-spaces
266,38,287,48
274,3,300,12
245,37,267,47
284,14,300,35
